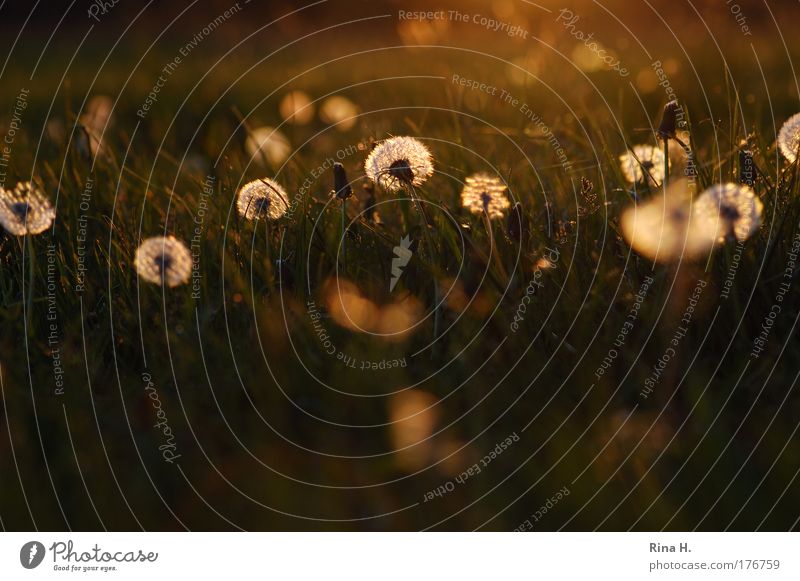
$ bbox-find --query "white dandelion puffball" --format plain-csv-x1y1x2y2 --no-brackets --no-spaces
236,178,289,221
621,180,716,263
134,236,192,287
245,126,291,167
460,173,511,219
319,96,359,131
0,181,56,235
694,183,762,243
778,112,800,162
365,136,434,192
619,145,666,185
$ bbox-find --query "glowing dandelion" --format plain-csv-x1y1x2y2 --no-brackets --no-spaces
364,136,433,192
620,179,716,263
460,173,511,219
694,183,762,243
778,112,800,162
134,236,192,287
619,145,666,185
0,181,56,235
236,178,288,221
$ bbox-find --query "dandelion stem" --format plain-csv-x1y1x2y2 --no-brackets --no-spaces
265,219,272,286
341,197,347,273
663,137,670,191
25,235,34,329
409,183,440,350
482,209,508,281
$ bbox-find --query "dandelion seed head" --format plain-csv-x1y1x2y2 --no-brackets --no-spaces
460,173,511,219
364,136,433,191
694,183,762,243
134,236,192,287
236,179,288,221
619,145,666,185
778,112,800,162
621,179,716,263
0,181,56,235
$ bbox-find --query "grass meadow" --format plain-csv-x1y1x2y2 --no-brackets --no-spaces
1,0,799,531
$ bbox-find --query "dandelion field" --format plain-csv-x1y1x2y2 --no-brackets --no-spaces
1,0,800,532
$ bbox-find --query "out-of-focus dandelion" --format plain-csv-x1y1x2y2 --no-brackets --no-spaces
694,183,762,243
134,236,192,287
619,145,666,185
460,173,511,219
236,178,289,221
620,179,716,263
364,136,433,192
598,409,675,471
388,389,439,471
323,277,379,333
79,94,113,156
319,96,359,131
322,277,422,339
778,112,800,162
571,42,609,72
397,18,450,46
245,126,291,167
376,293,423,340
279,91,314,125
440,277,469,312
46,118,66,146
0,181,56,235
506,54,540,87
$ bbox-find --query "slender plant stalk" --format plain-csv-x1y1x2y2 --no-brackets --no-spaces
341,197,347,273
408,183,440,349
482,210,509,282
25,236,35,329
